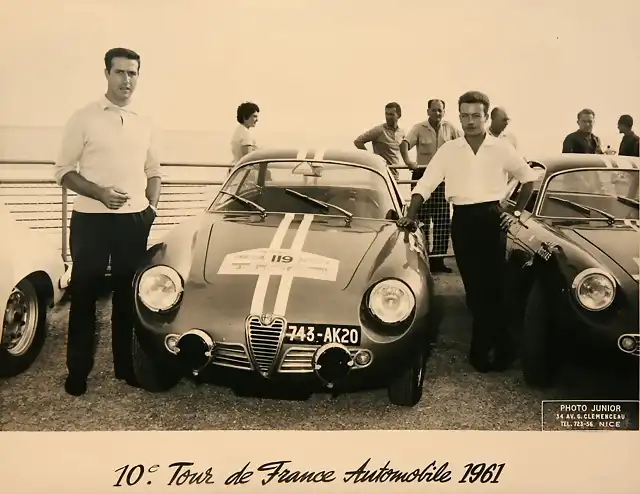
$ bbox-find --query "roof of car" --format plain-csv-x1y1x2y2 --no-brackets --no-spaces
235,148,390,173
528,153,640,173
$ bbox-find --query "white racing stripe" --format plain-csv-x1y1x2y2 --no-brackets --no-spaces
296,149,308,160
623,219,640,232
272,214,314,316
633,258,640,281
313,148,326,161
250,213,295,314
602,156,613,168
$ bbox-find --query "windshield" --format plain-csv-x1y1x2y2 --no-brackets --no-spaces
208,160,398,219
538,169,639,220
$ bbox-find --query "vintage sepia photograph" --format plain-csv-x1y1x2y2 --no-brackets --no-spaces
1,0,638,439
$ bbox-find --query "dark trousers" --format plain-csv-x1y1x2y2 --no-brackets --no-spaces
66,207,155,379
417,182,451,255
450,201,511,361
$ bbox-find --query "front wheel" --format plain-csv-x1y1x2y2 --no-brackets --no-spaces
387,346,427,407
0,278,48,378
131,329,181,392
520,278,562,388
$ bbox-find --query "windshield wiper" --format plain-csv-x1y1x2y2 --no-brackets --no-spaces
548,195,615,224
616,195,640,209
218,190,267,217
284,188,353,225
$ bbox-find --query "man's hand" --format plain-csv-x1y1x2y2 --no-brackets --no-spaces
99,186,130,209
500,211,519,232
397,216,418,232
405,160,418,170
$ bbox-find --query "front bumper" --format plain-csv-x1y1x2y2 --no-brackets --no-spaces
135,315,431,392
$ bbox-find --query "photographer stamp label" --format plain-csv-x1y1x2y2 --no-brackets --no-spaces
541,400,639,431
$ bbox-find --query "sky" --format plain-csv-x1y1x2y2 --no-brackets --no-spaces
0,0,639,163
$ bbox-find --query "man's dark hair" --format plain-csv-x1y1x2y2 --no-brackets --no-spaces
577,108,595,119
237,101,260,124
385,101,402,117
104,47,141,72
428,99,445,110
458,91,490,115
618,114,634,128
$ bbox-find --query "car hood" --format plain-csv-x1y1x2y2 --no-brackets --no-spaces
199,213,389,320
566,226,639,281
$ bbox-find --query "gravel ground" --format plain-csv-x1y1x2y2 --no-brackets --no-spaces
1,263,637,431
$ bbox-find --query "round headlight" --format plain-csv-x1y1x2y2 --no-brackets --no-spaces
137,265,184,312
367,279,415,324
571,268,616,311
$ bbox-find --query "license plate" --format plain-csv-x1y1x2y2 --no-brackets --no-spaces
284,323,361,346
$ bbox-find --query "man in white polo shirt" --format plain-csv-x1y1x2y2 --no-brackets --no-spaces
53,47,162,396
398,91,539,373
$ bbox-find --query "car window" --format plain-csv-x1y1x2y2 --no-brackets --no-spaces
504,164,545,212
209,160,398,219
539,169,639,219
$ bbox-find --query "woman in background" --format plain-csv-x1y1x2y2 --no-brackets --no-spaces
230,101,259,166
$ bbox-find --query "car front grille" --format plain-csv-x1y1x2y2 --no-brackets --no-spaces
210,343,253,370
246,315,286,376
278,347,360,373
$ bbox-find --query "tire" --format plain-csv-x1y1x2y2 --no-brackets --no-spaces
387,345,427,407
520,278,561,388
0,278,48,378
131,328,181,392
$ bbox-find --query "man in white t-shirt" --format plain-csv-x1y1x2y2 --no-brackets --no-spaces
231,101,259,164
488,107,518,149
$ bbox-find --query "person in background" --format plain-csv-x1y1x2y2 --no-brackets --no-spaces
53,47,162,396
400,99,463,273
617,114,639,157
353,102,405,180
562,108,603,154
231,101,260,164
487,107,518,149
397,90,539,373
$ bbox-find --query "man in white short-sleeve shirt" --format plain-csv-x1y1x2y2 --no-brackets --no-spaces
231,101,259,164
398,91,539,374
53,47,162,396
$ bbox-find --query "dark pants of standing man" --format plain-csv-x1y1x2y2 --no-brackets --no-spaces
450,201,512,370
66,207,155,381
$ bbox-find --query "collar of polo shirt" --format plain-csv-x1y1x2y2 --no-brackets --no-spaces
453,132,498,147
99,95,139,115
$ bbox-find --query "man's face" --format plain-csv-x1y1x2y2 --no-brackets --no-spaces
578,113,594,133
459,102,487,136
492,109,510,133
385,107,399,127
105,57,139,102
246,112,259,127
617,122,629,134
427,100,445,124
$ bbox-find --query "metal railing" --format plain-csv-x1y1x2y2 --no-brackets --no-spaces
0,159,454,262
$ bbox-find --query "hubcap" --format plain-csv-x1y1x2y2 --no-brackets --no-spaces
2,282,39,357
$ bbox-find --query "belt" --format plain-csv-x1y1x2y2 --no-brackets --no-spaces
452,200,499,210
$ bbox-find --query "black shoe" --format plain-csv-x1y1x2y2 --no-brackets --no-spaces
64,375,87,396
431,260,453,274
468,355,492,373
492,351,516,372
